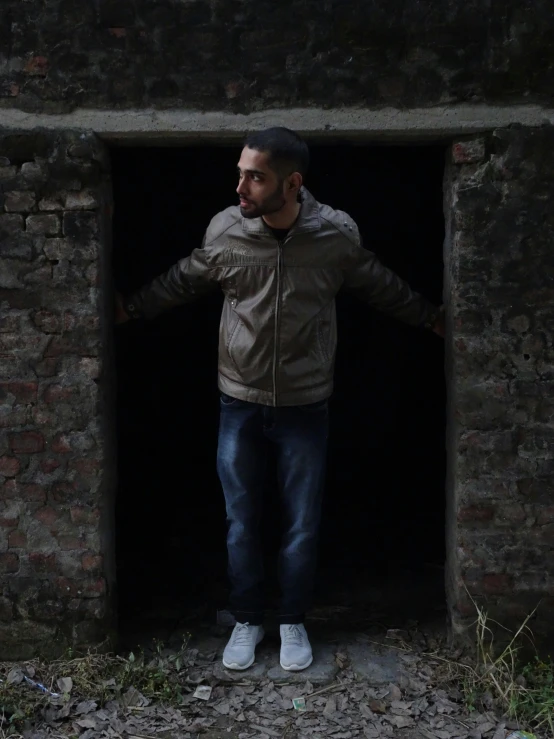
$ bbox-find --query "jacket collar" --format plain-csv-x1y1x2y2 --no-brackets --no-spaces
241,187,321,236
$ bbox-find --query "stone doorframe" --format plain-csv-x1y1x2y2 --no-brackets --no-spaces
1,107,554,658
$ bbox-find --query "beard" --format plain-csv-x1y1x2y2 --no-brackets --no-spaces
239,184,286,219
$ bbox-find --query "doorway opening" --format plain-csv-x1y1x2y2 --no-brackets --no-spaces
111,143,446,641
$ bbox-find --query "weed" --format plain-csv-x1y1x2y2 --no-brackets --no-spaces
0,635,190,735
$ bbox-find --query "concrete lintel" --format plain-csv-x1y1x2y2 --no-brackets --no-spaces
1,105,554,143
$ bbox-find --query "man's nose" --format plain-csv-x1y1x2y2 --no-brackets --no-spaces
236,178,247,196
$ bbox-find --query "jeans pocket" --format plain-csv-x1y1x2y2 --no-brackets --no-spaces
220,393,240,407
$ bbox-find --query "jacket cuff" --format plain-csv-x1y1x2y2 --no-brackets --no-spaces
423,306,440,331
123,294,143,320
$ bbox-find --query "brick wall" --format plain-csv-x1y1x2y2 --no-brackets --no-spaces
0,0,553,113
2,125,554,656
445,128,554,644
0,131,114,658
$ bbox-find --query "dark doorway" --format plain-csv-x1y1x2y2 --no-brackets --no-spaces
111,143,446,639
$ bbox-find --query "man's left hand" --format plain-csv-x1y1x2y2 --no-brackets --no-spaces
433,306,445,338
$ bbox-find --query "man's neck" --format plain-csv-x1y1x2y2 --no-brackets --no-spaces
262,201,301,231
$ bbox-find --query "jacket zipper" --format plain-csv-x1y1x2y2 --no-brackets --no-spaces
273,240,284,406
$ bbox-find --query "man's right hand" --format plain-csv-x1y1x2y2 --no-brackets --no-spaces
115,292,130,324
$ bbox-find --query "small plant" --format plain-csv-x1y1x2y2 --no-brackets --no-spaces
452,597,554,735
0,634,191,734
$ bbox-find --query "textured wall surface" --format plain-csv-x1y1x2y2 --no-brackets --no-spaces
445,127,554,644
1,0,554,656
0,131,115,658
0,0,553,113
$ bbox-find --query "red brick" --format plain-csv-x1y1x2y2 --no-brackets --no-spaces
83,577,106,597
8,530,27,548
0,517,18,528
57,535,84,551
70,458,100,476
1,82,19,97
40,458,62,474
10,431,45,454
496,504,526,523
53,577,105,598
33,358,60,377
455,598,477,617
29,552,58,574
481,573,512,594
52,434,71,454
24,56,49,76
33,311,61,333
4,480,46,502
43,385,75,403
82,553,103,572
46,335,100,358
457,505,495,522
54,577,80,597
33,506,59,527
0,553,19,573
537,507,554,525
0,381,38,403
50,482,76,503
70,506,100,525
452,139,486,164
0,456,21,477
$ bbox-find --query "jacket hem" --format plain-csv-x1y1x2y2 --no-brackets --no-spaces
218,375,333,407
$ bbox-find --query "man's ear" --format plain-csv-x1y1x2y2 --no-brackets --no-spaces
288,172,303,192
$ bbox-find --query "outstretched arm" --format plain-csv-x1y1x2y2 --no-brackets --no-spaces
117,243,219,323
342,233,442,334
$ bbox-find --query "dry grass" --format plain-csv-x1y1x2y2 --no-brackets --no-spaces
0,637,190,735
441,597,554,736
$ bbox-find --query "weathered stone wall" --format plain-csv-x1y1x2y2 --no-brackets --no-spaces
0,0,553,113
0,131,114,658
445,127,554,644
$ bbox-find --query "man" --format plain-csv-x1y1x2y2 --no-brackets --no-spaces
116,127,443,672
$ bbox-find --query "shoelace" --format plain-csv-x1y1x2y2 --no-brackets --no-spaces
282,625,304,646
231,623,255,646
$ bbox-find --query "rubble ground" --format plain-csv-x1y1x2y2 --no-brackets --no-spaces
0,614,543,739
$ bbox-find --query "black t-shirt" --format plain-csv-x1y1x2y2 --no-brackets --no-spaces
268,227,290,242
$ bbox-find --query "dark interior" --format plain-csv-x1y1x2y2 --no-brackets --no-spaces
111,143,447,638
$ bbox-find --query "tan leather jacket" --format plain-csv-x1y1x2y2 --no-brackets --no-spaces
126,189,439,406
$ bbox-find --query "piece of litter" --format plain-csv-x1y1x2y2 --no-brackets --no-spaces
57,676,73,694
292,697,306,711
7,668,24,685
507,733,536,739
21,674,60,698
194,685,213,701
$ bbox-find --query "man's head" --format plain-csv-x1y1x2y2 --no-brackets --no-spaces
236,127,309,219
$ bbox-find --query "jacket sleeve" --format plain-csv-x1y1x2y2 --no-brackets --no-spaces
124,241,219,320
342,232,439,330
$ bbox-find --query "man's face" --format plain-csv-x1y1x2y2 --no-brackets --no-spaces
236,147,287,219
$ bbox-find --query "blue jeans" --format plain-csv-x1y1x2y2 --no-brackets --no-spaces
217,394,329,625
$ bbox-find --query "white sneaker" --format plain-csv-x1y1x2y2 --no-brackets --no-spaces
222,622,264,670
280,624,313,671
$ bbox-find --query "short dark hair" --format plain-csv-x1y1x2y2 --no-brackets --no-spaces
244,127,309,179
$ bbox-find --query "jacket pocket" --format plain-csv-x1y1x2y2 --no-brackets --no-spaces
226,314,245,373
316,305,335,363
